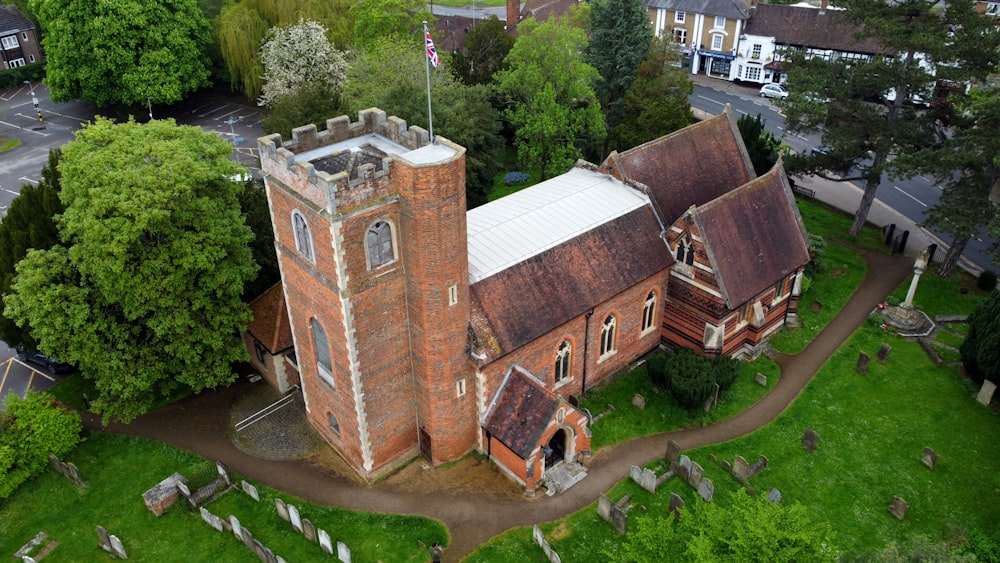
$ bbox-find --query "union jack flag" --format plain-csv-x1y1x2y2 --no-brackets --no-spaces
424,24,440,68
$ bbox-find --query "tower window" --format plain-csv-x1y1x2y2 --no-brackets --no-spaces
292,211,314,261
366,221,395,269
312,318,334,389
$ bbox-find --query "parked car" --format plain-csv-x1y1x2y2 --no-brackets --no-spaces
15,344,74,375
810,146,832,156
759,83,789,99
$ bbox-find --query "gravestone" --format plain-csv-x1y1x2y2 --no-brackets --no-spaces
922,447,937,470
856,352,870,375
534,525,562,563
629,465,643,485
177,480,194,507
678,455,692,480
802,428,819,454
337,541,352,563
216,461,232,486
768,488,782,503
303,518,317,542
96,526,111,551
755,372,767,386
811,300,822,313
611,506,628,535
747,455,768,480
703,383,720,412
252,539,267,560
230,516,242,540
200,507,224,532
732,455,749,483
668,492,685,520
889,496,908,520
665,440,681,463
632,394,645,410
688,462,704,489
319,529,333,555
274,498,289,521
697,478,714,502
241,480,260,501
598,494,612,521
877,342,892,362
288,504,302,533
721,460,731,472
241,527,255,550
263,547,277,563
109,535,127,559
976,380,997,406
13,532,47,560
708,453,717,463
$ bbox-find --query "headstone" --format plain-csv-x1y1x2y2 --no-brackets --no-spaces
303,518,317,542
668,492,685,520
732,455,749,483
66,462,84,486
631,394,645,410
200,507,224,532
611,506,628,535
697,478,714,502
216,461,232,486
856,352,870,375
768,488,782,503
230,515,242,540
721,460,732,472
252,539,267,561
641,468,657,493
176,480,193,506
337,541,352,563
241,527,255,550
13,532,47,560
811,300,822,313
241,480,260,501
976,380,997,406
533,525,562,563
755,372,767,386
703,383,720,412
747,455,768,480
109,535,127,559
319,529,333,555
678,455,692,480
263,547,277,563
889,496,908,520
922,447,937,470
802,428,819,454
288,504,302,533
274,498,289,521
877,342,892,362
708,453,717,463
688,462,704,489
597,494,612,521
96,526,111,550
630,465,643,485
665,440,681,463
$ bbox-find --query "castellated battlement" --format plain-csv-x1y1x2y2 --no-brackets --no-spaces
257,108,433,215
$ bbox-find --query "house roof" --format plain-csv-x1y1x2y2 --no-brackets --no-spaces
603,109,756,224
744,3,890,54
482,366,559,458
469,204,671,358
645,0,749,19
693,165,811,307
521,0,580,23
0,5,33,34
247,283,294,353
433,15,477,53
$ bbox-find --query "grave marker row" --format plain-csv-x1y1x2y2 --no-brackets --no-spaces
533,525,562,563
48,454,84,487
274,497,351,561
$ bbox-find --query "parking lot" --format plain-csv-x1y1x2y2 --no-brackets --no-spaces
0,346,66,408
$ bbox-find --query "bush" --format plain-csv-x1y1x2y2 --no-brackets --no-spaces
659,349,743,410
0,62,46,90
977,270,997,292
960,289,1000,387
0,392,84,499
646,351,668,388
713,355,740,392
804,233,827,278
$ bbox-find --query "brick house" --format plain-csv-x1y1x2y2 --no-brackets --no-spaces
646,0,749,79
257,106,809,494
0,5,42,70
244,282,300,393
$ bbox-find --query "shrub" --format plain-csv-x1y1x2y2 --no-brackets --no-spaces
804,233,827,278
0,62,46,90
977,270,997,292
713,355,740,392
504,171,529,185
646,351,668,388
960,289,1000,387
664,349,716,410
0,392,84,499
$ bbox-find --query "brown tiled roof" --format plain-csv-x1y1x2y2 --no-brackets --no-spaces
744,4,890,55
521,0,579,23
605,109,756,224
247,283,294,353
483,366,559,458
468,206,671,357
433,15,477,53
693,165,810,307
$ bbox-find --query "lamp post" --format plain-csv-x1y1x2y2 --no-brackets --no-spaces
24,81,42,123
224,116,241,164
147,96,153,121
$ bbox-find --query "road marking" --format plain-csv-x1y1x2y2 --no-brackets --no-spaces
12,358,55,381
3,187,20,194
19,177,38,184
894,185,927,207
0,359,11,393
695,94,726,107
217,108,242,120
44,110,88,123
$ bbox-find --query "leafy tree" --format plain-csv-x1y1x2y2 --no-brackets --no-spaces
343,37,503,207
494,17,605,179
781,0,999,237
612,490,840,562
257,20,349,107
611,38,694,152
349,0,431,50
4,118,256,423
31,0,212,108
452,15,514,87
0,149,64,348
239,178,281,300
960,289,1000,388
262,81,345,139
0,392,83,499
584,0,651,157
738,113,781,176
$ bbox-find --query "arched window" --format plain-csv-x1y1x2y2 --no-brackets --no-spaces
366,221,395,268
555,340,571,383
675,234,694,266
312,319,334,389
292,211,314,261
600,315,617,357
642,291,657,333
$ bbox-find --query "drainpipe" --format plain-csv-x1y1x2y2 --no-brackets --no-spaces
581,309,595,397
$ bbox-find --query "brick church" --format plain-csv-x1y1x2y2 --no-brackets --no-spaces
249,106,810,494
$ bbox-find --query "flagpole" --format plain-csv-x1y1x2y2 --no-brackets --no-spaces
423,21,435,144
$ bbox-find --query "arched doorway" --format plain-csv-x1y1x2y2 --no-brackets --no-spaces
544,429,566,468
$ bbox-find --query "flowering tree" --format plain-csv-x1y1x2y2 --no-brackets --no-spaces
258,20,349,107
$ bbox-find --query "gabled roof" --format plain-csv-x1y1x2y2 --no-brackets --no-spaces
744,3,890,55
0,5,33,34
468,204,671,358
602,109,756,225
482,366,559,458
693,165,810,307
521,0,580,23
433,15,476,53
247,283,294,354
645,0,749,19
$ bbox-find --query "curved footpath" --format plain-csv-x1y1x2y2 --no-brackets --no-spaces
81,251,913,561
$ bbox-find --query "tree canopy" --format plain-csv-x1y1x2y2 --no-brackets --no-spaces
349,0,431,51
452,15,514,87
738,113,781,176
4,118,257,423
257,19,349,107
32,0,212,108
960,289,1000,388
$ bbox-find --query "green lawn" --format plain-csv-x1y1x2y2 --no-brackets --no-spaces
0,137,21,153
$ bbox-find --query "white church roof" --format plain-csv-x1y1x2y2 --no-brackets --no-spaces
466,166,650,283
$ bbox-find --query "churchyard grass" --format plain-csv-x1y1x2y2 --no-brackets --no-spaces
467,323,1000,560
0,432,445,562
888,267,987,316
934,329,965,350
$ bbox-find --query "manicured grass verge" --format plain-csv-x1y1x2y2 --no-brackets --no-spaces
0,433,445,562
0,137,21,152
465,326,1000,561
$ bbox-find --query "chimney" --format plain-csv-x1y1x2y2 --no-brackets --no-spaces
819,0,828,13
506,0,520,29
